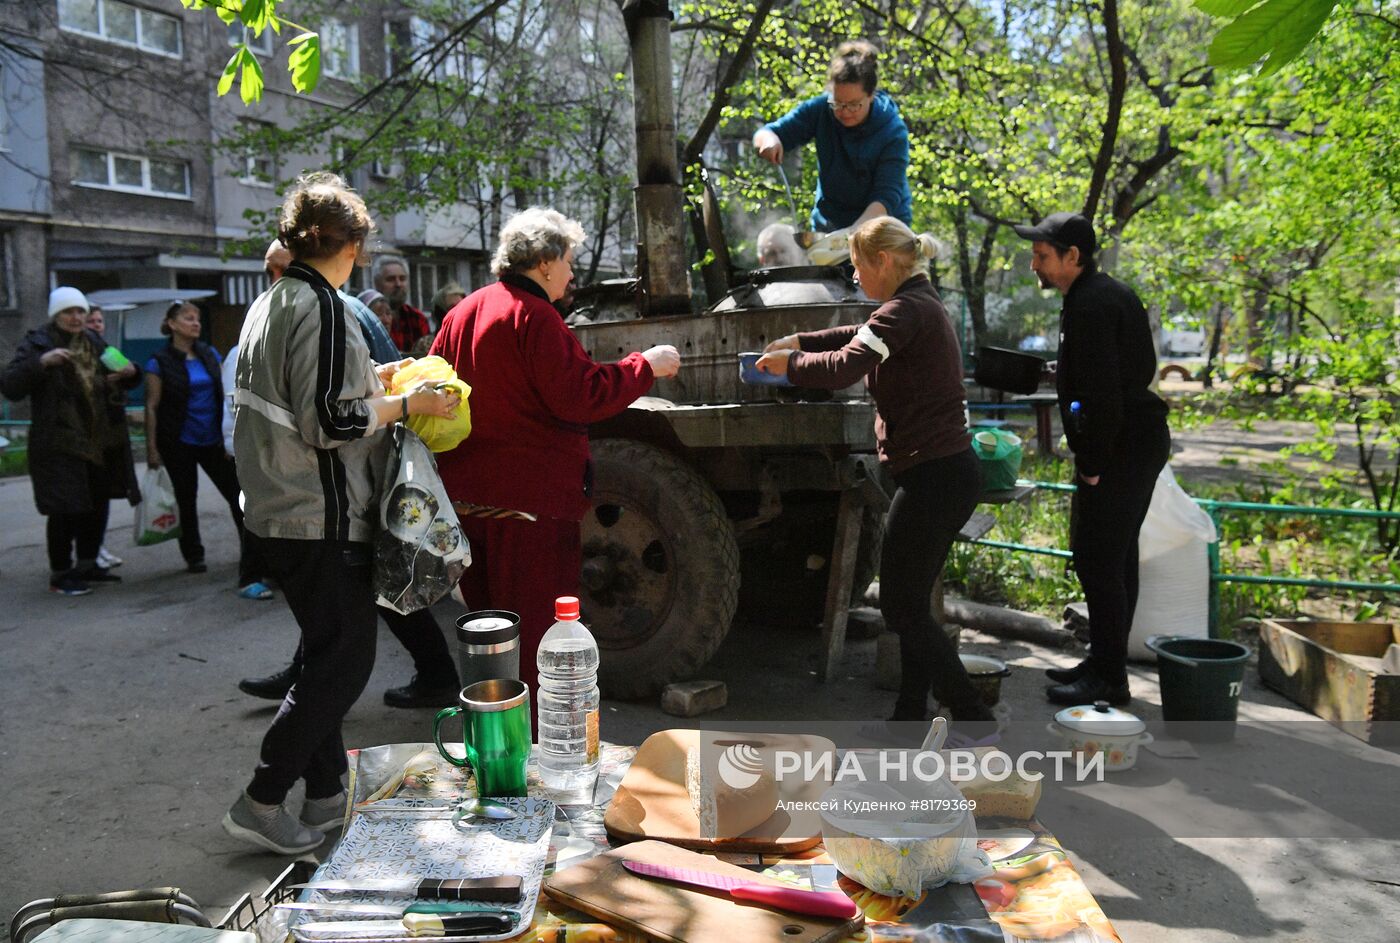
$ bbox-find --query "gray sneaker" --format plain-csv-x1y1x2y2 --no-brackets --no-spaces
222,793,325,854
300,792,347,830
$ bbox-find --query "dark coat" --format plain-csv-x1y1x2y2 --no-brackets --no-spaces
2,324,143,515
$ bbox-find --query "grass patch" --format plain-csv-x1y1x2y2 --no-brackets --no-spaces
945,453,1399,634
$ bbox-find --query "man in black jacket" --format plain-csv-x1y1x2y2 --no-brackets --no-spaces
1014,213,1170,705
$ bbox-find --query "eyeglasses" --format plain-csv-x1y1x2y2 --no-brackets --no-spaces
827,95,869,115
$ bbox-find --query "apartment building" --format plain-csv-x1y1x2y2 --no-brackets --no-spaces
1,0,632,370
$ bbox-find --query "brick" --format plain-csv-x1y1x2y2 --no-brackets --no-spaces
660,680,728,717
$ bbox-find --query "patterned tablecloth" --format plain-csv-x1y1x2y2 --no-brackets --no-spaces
345,744,1121,943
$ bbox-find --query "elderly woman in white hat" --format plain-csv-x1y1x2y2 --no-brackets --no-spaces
2,287,142,595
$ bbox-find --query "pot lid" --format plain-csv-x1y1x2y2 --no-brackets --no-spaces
1053,700,1146,736
958,654,1009,676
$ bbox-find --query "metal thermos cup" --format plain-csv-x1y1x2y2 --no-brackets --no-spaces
456,610,521,687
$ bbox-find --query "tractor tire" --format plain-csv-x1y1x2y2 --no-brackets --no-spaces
581,439,739,699
737,495,884,632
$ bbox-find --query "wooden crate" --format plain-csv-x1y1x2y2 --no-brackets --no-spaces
1258,619,1400,744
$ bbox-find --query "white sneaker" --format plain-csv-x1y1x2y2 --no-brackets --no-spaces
96,547,123,568
223,793,325,855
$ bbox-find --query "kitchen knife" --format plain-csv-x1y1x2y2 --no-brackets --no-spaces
620,860,859,920
290,876,522,903
276,901,494,917
297,911,516,938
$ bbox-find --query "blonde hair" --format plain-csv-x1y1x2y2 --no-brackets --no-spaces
491,207,586,277
849,217,945,283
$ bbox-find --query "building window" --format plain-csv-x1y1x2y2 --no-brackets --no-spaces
384,17,466,81
227,20,274,57
239,120,276,186
73,148,190,198
414,261,455,311
0,231,14,309
371,157,396,179
59,0,183,58
323,19,359,79
0,64,8,151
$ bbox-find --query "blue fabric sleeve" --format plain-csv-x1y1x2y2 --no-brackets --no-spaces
766,96,823,152
868,128,911,216
144,356,160,376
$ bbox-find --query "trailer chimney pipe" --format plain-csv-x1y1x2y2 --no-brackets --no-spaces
621,0,691,316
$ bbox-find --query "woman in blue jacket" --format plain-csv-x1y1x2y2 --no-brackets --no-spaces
753,41,913,233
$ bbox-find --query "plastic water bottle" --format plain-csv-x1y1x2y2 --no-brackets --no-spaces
536,596,601,801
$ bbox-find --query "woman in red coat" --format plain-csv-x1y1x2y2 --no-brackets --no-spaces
430,207,680,698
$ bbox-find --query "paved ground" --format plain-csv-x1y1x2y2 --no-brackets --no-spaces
2,444,1397,942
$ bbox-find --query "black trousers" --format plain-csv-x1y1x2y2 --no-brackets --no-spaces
287,605,457,688
46,462,108,573
880,447,991,722
246,535,377,804
162,440,262,586
1070,422,1172,681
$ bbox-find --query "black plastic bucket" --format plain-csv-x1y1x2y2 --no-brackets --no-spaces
974,346,1044,395
1146,635,1251,741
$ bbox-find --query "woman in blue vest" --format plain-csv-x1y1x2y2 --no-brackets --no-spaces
752,41,913,233
144,301,263,594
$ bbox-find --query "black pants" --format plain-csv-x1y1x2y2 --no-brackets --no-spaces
288,606,457,687
46,462,109,573
162,440,261,586
246,535,377,804
880,447,992,722
1071,422,1171,682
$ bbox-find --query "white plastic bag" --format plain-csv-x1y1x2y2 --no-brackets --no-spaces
134,466,180,546
1128,465,1217,660
373,426,470,614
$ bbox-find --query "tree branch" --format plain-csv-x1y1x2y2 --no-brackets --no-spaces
1082,0,1127,220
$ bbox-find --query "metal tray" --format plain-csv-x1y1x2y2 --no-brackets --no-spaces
287,798,554,943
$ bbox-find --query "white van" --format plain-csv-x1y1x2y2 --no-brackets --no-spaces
1161,316,1207,356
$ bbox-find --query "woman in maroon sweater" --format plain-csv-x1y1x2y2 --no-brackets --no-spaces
758,217,993,725
430,208,680,698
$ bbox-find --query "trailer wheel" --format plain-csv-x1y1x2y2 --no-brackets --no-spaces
738,496,884,633
581,439,739,699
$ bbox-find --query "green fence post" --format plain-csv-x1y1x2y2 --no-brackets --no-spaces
1207,508,1222,639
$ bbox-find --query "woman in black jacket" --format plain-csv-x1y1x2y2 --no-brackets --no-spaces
144,300,262,592
2,287,141,595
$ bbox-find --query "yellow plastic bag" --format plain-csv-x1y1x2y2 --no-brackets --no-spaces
388,356,473,452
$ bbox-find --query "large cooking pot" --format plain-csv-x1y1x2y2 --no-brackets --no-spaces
974,346,1044,395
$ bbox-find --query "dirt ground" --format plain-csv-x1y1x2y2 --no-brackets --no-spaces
2,417,1397,942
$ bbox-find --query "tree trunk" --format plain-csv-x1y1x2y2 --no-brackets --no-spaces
1082,0,1127,221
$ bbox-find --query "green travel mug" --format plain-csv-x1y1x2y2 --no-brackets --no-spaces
433,678,531,797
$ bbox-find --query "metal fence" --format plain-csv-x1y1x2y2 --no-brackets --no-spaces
966,479,1400,637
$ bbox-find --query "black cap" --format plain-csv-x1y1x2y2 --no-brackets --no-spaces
1013,211,1096,257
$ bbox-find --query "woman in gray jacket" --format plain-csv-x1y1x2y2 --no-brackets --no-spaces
221,173,458,854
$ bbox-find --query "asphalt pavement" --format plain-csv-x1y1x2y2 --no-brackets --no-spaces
2,466,1397,943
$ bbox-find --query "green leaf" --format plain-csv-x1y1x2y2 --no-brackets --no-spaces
240,49,265,104
288,33,321,94
216,47,242,97
241,0,268,31
1195,0,1262,15
214,1,240,26
287,30,316,45
1208,0,1337,70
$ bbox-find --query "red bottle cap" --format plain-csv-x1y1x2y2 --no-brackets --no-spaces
555,596,580,620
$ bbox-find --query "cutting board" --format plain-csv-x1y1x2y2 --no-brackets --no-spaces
543,840,863,943
603,729,835,853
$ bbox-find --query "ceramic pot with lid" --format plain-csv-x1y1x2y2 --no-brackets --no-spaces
1046,701,1153,772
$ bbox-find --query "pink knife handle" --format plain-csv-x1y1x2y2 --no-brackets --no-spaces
730,884,858,920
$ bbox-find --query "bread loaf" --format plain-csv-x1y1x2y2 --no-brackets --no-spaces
685,743,779,839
